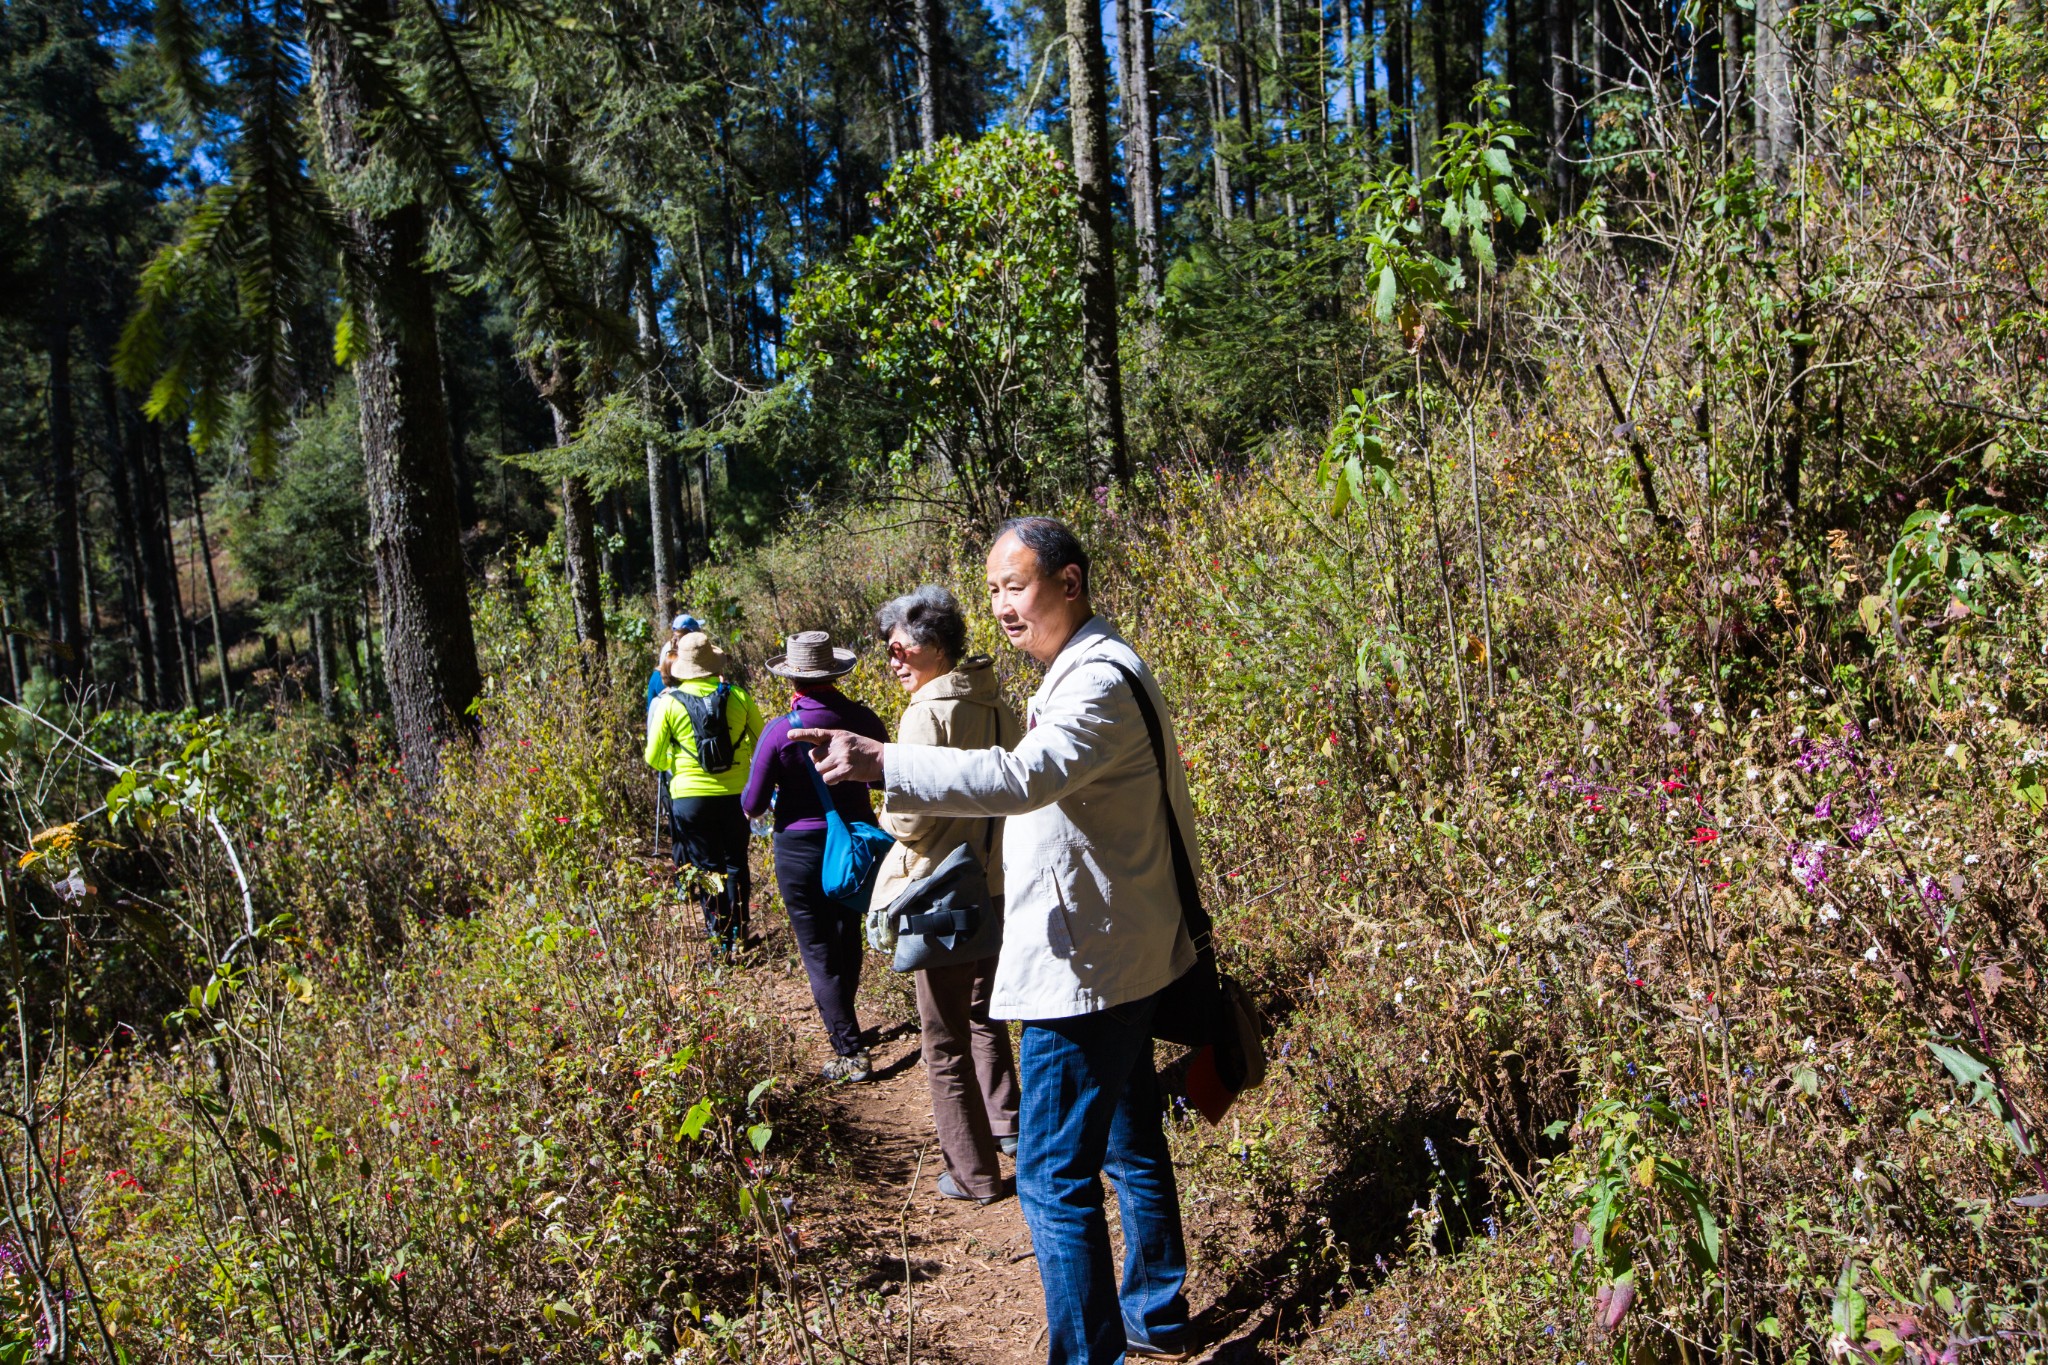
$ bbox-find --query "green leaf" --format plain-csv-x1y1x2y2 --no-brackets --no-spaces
254,1124,286,1153
1492,179,1528,228
1482,147,1513,177
1469,226,1497,273
680,1098,714,1141
2013,763,2046,814
1375,264,1398,322
747,1122,773,1153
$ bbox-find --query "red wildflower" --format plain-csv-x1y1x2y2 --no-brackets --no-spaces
1689,827,1718,845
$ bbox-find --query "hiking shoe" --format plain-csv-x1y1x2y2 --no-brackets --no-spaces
997,1134,1019,1157
820,1050,872,1084
938,1171,1013,1205
1126,1344,1196,1362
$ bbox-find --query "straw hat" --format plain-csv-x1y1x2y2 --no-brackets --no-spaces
666,631,735,682
766,630,857,680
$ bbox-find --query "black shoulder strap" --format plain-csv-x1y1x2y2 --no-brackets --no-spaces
1099,661,1214,960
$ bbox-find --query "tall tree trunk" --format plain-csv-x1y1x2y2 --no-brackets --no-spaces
1066,0,1128,484
1120,0,1162,329
876,43,902,163
1233,0,1260,217
638,262,679,618
1387,0,1411,171
0,591,20,701
341,609,362,701
1342,0,1359,132
141,423,188,707
44,322,85,683
1548,0,1575,192
1695,0,1724,150
1753,0,1793,172
180,440,233,710
1208,64,1235,220
310,610,340,722
101,381,156,705
1430,0,1453,167
537,351,608,663
1591,0,1610,95
914,0,940,149
1361,0,1379,144
1720,0,1745,168
309,5,482,787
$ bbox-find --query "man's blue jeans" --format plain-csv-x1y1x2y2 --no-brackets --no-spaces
1017,987,1190,1364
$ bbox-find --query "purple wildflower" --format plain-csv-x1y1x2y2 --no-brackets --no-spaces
1847,801,1884,843
1813,793,1833,819
1918,876,1946,904
1789,842,1829,893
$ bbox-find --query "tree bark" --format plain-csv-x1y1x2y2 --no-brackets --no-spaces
1342,0,1359,132
1753,0,1794,173
1208,64,1235,220
1066,0,1128,484
914,0,940,149
310,610,340,721
1120,0,1161,326
1387,0,1411,172
1720,0,1745,162
0,592,20,701
100,372,156,705
309,3,482,788
1233,0,1260,216
144,423,193,703
1548,0,1575,192
537,350,608,663
141,422,189,707
44,323,85,683
180,440,234,710
638,261,679,618
1361,0,1379,143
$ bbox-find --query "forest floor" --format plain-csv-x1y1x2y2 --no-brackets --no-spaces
724,873,1297,1365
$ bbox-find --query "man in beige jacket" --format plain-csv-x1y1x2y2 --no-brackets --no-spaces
797,519,1198,1365
871,585,1023,1204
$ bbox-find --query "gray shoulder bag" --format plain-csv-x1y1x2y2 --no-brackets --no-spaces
880,817,1004,973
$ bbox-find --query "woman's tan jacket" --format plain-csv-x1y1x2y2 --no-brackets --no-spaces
869,657,1023,910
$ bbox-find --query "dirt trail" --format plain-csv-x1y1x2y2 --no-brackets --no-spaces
732,913,1289,1365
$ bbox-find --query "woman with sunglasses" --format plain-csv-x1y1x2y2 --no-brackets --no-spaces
871,585,1023,1204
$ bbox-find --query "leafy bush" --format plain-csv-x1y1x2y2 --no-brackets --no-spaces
787,127,1085,527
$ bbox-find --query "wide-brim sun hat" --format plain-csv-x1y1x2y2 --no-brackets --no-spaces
667,631,734,681
766,630,857,680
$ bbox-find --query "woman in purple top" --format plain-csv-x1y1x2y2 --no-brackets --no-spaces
743,631,890,1082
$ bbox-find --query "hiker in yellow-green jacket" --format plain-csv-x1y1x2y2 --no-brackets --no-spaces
646,631,765,956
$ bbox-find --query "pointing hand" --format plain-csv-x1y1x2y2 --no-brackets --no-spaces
788,728,885,784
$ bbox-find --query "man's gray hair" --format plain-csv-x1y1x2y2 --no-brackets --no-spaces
875,585,969,665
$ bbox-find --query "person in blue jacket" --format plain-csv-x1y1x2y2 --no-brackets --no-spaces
648,614,703,712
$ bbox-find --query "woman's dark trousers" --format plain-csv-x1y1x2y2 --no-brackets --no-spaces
670,794,751,950
772,829,865,1058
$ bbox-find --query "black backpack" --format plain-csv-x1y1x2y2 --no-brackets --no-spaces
668,684,738,774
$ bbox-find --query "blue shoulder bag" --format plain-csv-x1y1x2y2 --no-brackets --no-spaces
788,712,895,908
